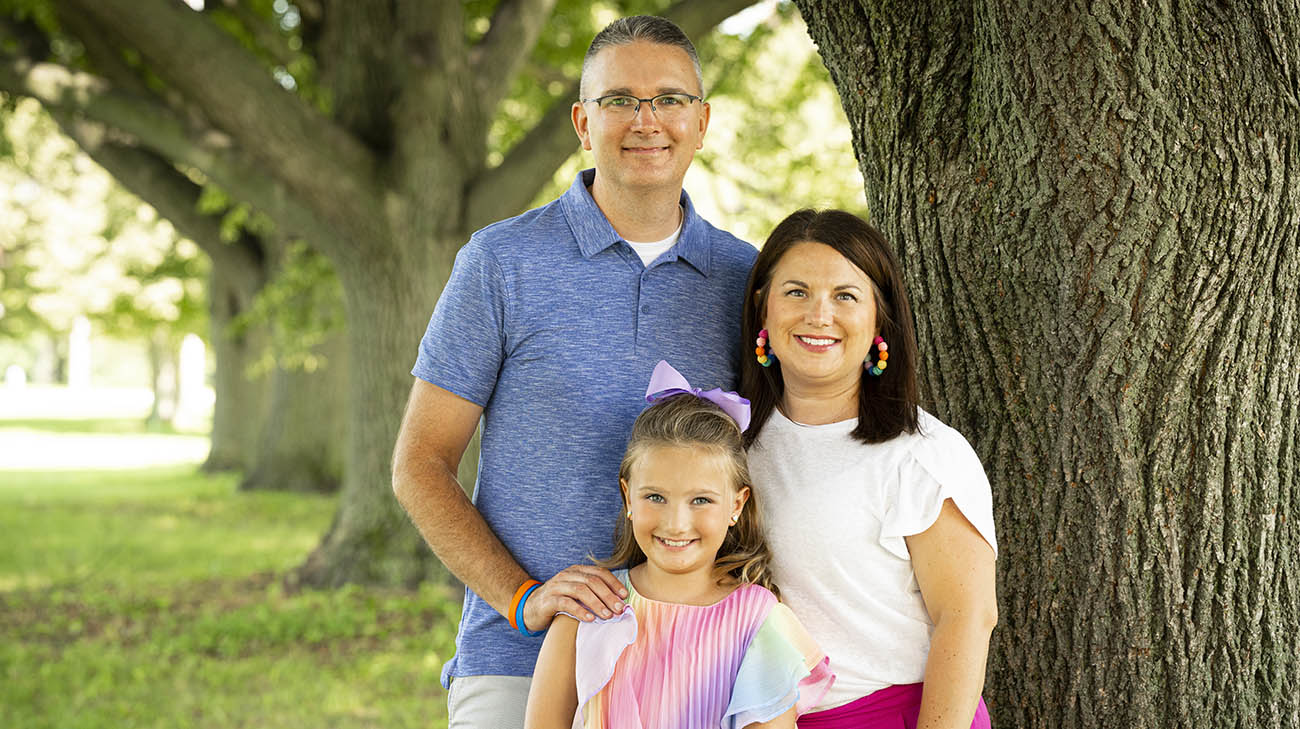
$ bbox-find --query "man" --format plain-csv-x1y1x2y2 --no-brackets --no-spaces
392,15,757,725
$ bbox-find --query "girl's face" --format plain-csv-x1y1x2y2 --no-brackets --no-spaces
620,444,749,582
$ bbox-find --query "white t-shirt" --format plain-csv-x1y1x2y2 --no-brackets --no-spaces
748,406,997,710
624,218,682,267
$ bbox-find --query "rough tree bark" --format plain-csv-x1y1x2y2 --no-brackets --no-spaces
794,1,1300,726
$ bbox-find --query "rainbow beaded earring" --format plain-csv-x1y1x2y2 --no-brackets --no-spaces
755,329,774,367
866,335,889,375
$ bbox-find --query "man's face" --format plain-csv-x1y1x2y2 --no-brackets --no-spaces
572,41,710,196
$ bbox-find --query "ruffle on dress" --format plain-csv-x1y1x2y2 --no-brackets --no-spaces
878,415,998,561
722,603,835,726
572,606,639,718
569,571,833,729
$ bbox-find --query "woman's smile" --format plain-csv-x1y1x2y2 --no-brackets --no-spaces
764,241,879,397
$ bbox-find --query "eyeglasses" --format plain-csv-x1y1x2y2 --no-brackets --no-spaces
579,93,702,119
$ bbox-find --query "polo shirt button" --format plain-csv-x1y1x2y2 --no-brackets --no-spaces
641,305,650,314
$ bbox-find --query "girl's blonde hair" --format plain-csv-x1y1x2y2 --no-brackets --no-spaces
600,393,779,597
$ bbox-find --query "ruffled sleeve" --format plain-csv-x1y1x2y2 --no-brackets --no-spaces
879,414,998,560
569,607,638,717
723,603,834,727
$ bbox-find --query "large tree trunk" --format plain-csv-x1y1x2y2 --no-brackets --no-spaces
795,2,1300,727
291,240,452,587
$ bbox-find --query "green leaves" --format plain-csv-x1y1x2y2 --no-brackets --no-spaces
1,99,207,344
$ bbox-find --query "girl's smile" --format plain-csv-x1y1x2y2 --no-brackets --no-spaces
620,444,748,598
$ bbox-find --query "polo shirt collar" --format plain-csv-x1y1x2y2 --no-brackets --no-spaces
562,168,712,276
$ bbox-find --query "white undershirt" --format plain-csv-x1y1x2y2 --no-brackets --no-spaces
623,207,683,266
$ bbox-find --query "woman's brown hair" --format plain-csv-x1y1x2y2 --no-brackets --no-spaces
600,393,779,597
740,209,919,446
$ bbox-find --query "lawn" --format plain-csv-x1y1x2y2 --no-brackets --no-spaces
0,438,461,728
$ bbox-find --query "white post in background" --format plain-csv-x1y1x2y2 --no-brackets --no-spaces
174,333,207,429
4,365,26,389
67,315,92,389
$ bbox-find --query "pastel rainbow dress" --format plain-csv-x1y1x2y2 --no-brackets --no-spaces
568,569,834,729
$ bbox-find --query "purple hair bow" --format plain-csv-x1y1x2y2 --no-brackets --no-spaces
644,360,751,432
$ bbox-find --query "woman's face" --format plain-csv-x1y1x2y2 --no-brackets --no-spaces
762,241,879,399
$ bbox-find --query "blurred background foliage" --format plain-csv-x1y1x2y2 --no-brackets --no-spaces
0,97,207,386
1,0,862,396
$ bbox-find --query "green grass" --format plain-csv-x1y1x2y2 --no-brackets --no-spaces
0,460,460,729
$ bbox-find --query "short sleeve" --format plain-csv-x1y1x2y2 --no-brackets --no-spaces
723,603,834,726
879,419,998,560
410,235,508,407
570,607,638,716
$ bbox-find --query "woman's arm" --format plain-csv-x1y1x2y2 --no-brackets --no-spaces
523,615,580,729
906,498,998,729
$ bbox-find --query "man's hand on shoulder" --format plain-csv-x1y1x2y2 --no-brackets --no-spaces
521,564,629,632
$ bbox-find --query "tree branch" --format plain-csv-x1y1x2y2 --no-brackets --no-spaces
217,2,298,69
470,0,559,110
463,85,577,231
62,125,267,284
385,1,475,225
54,0,384,248
464,0,760,229
316,0,399,149
0,57,353,267
57,10,151,96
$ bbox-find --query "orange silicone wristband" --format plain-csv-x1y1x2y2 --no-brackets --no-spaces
507,579,542,630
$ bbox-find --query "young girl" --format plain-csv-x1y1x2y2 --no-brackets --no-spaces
524,361,833,729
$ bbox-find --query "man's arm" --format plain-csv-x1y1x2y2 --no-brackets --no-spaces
391,379,627,629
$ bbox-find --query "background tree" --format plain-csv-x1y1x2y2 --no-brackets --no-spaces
1,91,346,481
232,239,346,493
793,1,1300,726
0,97,207,418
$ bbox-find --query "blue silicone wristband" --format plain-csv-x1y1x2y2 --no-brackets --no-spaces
515,582,546,637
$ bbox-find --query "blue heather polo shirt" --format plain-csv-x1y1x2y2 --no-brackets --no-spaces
412,168,756,685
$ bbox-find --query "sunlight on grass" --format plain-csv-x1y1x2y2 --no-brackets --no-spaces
0,385,212,469
0,429,210,469
0,438,460,729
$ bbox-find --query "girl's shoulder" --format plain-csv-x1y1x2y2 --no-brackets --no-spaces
730,580,777,603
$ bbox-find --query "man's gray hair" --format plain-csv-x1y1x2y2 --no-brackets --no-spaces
580,15,703,97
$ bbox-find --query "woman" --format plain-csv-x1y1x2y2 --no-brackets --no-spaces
741,210,998,728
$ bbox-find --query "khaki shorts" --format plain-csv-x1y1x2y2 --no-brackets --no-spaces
447,674,533,729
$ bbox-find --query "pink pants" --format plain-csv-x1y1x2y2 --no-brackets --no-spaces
797,683,991,729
